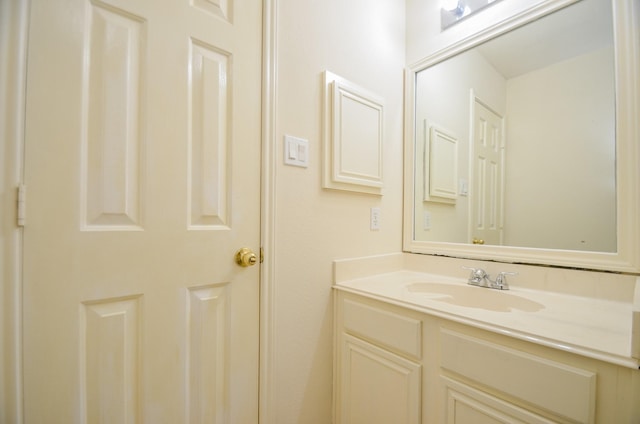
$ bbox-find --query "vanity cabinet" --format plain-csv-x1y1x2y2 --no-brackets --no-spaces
334,290,640,424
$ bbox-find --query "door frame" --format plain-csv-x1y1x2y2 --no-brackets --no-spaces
0,0,279,422
0,0,29,422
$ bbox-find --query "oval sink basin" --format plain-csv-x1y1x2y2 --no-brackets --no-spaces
406,282,544,312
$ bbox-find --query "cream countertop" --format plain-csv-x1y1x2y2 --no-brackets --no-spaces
334,269,639,369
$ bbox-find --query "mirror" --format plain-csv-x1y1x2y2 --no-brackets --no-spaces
415,0,615,252
404,0,640,272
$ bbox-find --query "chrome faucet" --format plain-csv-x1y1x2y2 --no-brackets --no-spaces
462,267,517,290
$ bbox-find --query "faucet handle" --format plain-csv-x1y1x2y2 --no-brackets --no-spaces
462,266,489,286
461,266,487,278
494,271,518,290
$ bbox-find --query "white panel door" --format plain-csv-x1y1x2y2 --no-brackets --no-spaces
22,0,262,422
471,100,504,247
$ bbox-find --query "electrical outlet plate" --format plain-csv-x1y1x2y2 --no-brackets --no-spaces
423,211,431,230
370,207,381,230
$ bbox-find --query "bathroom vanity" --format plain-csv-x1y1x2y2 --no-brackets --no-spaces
331,0,640,421
332,254,640,424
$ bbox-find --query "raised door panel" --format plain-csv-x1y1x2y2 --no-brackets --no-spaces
188,40,232,229
82,296,142,422
82,3,144,230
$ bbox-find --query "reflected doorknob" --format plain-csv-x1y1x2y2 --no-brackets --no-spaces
235,247,258,267
472,238,485,245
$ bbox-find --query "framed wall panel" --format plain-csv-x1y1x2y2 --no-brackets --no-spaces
323,71,384,195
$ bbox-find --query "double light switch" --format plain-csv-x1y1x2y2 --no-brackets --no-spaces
284,135,309,168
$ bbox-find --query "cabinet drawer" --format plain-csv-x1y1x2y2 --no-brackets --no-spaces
440,329,596,423
342,298,422,359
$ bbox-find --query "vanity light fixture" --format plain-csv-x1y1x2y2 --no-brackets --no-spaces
441,0,502,30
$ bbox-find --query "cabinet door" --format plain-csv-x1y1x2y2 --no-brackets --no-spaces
338,334,421,424
440,329,595,423
442,377,556,424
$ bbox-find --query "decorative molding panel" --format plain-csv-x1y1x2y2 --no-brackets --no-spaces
81,2,145,231
424,122,458,204
186,284,231,424
81,296,141,423
191,0,232,22
188,39,232,230
323,71,384,195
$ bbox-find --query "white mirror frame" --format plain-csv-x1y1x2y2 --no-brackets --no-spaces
403,0,640,273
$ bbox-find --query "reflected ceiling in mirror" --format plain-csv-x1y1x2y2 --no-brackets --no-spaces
414,0,615,253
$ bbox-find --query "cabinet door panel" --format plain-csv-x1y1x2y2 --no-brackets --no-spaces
441,329,595,423
442,377,556,424
338,334,421,424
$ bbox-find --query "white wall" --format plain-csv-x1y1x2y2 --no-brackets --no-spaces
273,0,405,422
503,47,616,251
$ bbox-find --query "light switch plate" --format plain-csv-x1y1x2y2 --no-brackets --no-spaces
459,179,469,196
284,135,309,167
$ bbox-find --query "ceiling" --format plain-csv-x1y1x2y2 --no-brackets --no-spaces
475,0,614,79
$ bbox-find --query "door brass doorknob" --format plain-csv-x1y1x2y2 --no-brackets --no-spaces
235,248,258,267
472,238,485,245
